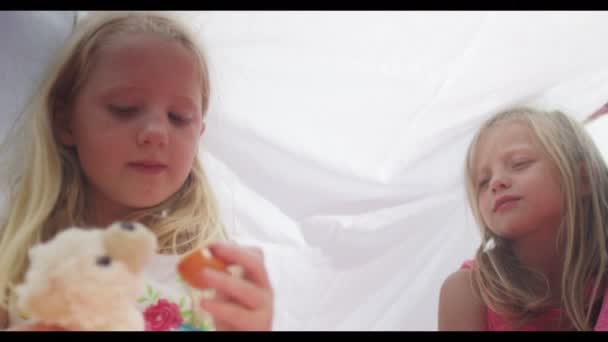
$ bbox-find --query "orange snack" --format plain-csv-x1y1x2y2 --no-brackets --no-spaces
177,248,227,289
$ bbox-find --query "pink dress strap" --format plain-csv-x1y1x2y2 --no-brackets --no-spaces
594,287,608,331
460,260,474,270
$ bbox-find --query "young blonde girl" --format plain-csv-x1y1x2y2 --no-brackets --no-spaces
0,11,273,331
438,107,608,330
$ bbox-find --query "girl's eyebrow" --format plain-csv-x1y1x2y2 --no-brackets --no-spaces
500,146,535,160
98,85,141,99
98,86,201,113
172,96,200,114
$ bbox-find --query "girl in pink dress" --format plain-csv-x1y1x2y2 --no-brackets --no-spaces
438,107,608,331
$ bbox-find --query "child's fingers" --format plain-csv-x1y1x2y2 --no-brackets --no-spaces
200,298,269,331
207,243,272,289
210,318,238,332
200,298,246,330
200,268,271,310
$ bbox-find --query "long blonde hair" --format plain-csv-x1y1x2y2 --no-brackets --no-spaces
0,11,228,310
464,107,608,330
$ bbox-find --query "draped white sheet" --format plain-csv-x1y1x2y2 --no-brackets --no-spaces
2,11,608,331
0,11,75,218
190,11,608,330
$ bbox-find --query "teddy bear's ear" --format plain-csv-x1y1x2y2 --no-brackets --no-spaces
103,222,158,273
27,243,43,261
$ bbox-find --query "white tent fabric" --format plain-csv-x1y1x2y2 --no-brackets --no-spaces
190,11,608,330
0,12,74,141
2,11,608,331
0,11,75,218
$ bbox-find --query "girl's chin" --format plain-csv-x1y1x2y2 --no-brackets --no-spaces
126,195,173,211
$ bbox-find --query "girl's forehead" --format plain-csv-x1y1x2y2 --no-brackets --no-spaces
471,120,539,172
84,32,202,96
478,120,537,151
96,32,192,60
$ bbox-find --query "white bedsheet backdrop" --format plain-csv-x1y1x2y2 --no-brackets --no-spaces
2,11,608,331
0,11,75,218
186,11,608,330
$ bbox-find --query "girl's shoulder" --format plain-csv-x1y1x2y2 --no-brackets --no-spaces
440,265,479,302
442,259,479,299
438,262,486,330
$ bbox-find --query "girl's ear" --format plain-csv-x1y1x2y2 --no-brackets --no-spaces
199,121,206,137
54,108,75,146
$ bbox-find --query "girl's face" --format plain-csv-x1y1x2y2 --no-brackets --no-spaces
473,120,563,242
59,33,205,224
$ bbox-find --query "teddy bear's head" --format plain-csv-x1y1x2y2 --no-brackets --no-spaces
15,221,158,331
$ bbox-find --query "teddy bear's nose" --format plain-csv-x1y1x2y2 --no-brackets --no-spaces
96,255,112,267
120,221,135,231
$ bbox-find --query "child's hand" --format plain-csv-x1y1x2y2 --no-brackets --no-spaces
195,243,274,331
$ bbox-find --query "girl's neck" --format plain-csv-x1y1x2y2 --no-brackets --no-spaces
84,188,134,227
511,224,563,298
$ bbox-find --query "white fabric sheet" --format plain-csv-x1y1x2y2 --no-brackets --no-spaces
2,11,608,331
0,11,75,220
190,11,608,330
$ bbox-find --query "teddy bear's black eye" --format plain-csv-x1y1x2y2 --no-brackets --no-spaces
96,255,112,267
120,221,135,231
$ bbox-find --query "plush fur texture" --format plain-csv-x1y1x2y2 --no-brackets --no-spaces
15,221,157,331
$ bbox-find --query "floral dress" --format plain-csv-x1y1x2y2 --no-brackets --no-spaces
136,253,213,331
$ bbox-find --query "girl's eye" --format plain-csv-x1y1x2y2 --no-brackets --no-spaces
168,112,192,126
108,105,138,117
512,160,531,170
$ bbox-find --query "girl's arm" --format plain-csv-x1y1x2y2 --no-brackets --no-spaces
0,307,7,329
438,269,486,331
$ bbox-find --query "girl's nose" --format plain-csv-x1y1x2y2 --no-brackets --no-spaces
136,114,168,148
490,175,511,193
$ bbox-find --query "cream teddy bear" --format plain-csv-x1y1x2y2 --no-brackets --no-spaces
14,221,158,331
